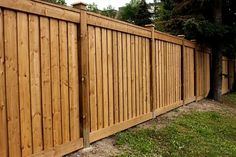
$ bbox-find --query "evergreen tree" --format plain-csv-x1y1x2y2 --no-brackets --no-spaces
135,0,152,26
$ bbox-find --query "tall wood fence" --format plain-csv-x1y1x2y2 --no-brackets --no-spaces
222,56,236,94
0,0,211,157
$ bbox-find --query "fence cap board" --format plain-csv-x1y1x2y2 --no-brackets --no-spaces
0,0,81,23
87,12,152,38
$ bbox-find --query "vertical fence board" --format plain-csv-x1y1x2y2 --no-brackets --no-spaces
59,21,70,143
95,27,103,129
50,19,62,146
131,35,136,117
112,31,119,123
4,10,22,157
127,34,132,119
40,17,53,150
122,33,128,120
68,23,80,140
88,26,97,132
118,32,123,122
29,14,43,153
17,12,32,156
0,8,8,157
102,28,109,128
107,30,114,125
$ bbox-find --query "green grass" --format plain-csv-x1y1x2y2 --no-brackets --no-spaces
223,92,236,107
116,111,236,156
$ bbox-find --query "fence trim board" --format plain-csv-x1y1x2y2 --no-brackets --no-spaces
31,138,84,157
0,0,80,23
89,113,153,143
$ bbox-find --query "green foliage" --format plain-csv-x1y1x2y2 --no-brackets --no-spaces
101,5,118,18
154,0,236,57
118,0,152,26
87,3,100,13
118,0,141,23
47,0,66,5
116,111,236,157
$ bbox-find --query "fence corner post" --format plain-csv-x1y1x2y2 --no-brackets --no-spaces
145,24,156,118
73,2,90,148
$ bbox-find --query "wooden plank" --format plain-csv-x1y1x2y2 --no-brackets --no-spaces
68,23,80,140
0,0,80,23
31,138,83,157
131,35,136,117
146,38,151,112
4,10,21,157
29,14,43,153
0,8,8,157
87,12,151,38
122,33,128,121
154,31,182,45
155,40,159,109
79,5,90,146
59,21,70,143
160,40,163,107
127,34,132,119
90,113,153,143
102,28,109,128
139,37,143,115
88,26,97,132
112,31,119,124
40,16,53,149
95,27,103,129
17,12,32,156
118,32,123,122
50,19,62,146
135,36,140,116
107,30,114,125
142,38,147,114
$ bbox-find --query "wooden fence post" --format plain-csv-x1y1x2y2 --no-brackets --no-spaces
145,24,156,118
191,40,198,101
72,2,90,148
178,35,185,106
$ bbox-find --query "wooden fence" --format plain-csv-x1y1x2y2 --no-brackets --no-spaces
0,0,211,157
222,56,236,94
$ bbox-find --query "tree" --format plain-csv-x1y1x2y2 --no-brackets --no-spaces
135,0,152,26
101,5,118,18
118,0,152,26
45,0,66,5
87,3,100,13
118,0,141,23
154,0,236,101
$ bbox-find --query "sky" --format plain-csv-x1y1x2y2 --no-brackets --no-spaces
66,0,154,10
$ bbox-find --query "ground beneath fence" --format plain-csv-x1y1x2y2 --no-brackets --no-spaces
66,98,236,157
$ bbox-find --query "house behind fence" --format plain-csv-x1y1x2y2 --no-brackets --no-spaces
0,0,233,157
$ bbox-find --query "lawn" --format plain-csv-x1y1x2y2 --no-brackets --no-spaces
115,93,236,157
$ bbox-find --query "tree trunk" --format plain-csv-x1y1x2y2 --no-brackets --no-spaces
211,46,223,101
210,0,223,101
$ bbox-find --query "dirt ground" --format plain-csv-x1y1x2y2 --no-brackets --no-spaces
66,99,235,157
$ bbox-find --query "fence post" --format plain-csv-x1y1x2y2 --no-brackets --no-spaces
145,24,156,118
178,35,185,106
72,3,90,148
191,40,197,101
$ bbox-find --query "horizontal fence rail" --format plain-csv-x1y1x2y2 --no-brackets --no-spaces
0,0,220,157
